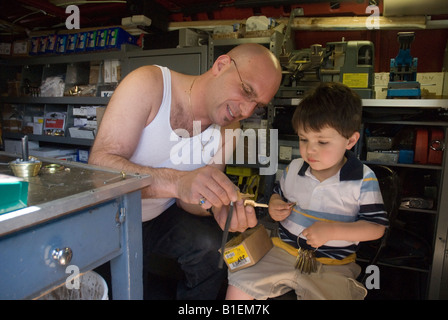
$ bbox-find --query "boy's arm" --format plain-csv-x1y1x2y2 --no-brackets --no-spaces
302,220,385,248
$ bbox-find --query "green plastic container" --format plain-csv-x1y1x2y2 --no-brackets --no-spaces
0,174,29,215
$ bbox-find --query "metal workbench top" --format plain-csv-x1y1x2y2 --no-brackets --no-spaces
0,152,152,237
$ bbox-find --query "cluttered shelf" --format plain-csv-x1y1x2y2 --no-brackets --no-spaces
2,132,93,147
0,96,109,105
362,99,448,109
273,98,448,109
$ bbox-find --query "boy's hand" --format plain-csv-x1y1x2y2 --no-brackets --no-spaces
302,221,334,248
268,194,295,221
303,220,386,247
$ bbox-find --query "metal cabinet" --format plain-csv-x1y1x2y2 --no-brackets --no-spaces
359,99,448,299
0,153,152,299
123,46,208,76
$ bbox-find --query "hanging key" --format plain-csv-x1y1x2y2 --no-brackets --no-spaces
295,248,303,269
310,251,318,273
295,245,317,274
304,251,311,273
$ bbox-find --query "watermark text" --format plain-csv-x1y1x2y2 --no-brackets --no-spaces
65,5,80,30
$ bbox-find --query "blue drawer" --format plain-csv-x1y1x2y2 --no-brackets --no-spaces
0,199,122,299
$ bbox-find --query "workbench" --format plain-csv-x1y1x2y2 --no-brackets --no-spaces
0,152,152,299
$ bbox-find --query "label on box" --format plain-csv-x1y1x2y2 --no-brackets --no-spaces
224,245,252,271
45,118,65,129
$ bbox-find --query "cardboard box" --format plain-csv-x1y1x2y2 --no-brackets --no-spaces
33,117,44,135
69,127,95,139
46,34,57,54
66,33,78,53
76,32,88,52
29,37,40,55
366,150,399,164
223,224,272,272
107,27,136,49
44,112,66,135
95,29,109,50
38,36,48,55
29,147,77,158
55,34,68,54
12,40,29,56
77,149,89,163
103,59,121,83
86,30,98,51
4,139,39,154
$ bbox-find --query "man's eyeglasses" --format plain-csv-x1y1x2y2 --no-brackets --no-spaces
231,58,266,108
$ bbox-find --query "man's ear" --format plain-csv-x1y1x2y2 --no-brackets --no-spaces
347,131,360,149
212,55,232,75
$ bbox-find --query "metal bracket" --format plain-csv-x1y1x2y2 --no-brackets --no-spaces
115,207,126,226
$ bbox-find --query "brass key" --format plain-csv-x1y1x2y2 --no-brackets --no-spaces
237,191,255,200
295,237,318,274
295,248,304,270
243,200,269,208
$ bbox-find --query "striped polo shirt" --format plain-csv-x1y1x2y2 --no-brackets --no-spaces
276,151,389,260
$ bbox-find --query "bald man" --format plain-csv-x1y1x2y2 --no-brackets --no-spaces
89,43,282,299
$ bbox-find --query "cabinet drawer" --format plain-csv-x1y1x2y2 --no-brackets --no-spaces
0,199,122,299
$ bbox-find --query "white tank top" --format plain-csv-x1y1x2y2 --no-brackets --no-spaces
130,66,221,221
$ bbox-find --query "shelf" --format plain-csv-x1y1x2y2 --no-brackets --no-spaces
362,120,448,126
363,99,448,109
0,45,139,66
1,96,110,105
273,97,448,109
399,207,438,215
362,160,443,171
3,132,93,147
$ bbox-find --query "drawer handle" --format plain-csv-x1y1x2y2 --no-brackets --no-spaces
51,247,73,266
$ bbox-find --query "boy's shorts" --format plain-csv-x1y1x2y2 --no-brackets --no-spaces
227,245,367,300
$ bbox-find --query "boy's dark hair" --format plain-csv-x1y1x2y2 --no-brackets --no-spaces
292,82,362,139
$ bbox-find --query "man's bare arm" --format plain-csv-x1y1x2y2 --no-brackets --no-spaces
89,66,238,206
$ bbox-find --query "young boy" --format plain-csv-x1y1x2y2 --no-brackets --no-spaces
226,82,388,300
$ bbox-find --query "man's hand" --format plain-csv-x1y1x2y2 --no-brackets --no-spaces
213,201,257,233
176,165,239,209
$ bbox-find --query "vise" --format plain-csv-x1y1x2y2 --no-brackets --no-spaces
387,32,421,99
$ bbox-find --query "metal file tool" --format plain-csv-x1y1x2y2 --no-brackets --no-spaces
219,202,233,269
